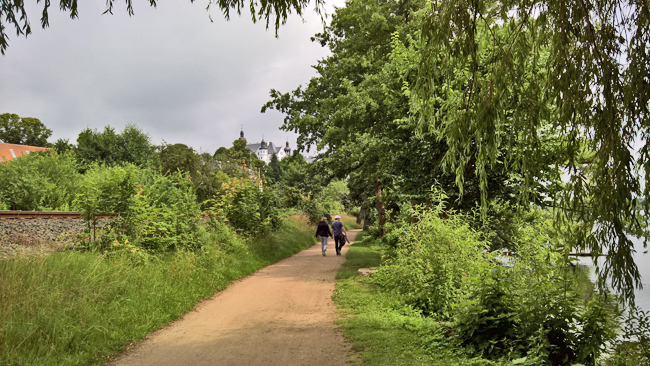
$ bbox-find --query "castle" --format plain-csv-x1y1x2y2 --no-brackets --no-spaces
238,130,291,164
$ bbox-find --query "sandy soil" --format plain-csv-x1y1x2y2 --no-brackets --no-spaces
109,230,360,366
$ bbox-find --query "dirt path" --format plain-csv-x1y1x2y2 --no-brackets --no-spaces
109,230,361,366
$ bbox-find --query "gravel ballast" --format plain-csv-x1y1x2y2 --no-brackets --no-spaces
0,219,89,259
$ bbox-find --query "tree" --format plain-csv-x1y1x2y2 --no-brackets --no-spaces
0,151,81,210
194,155,230,205
0,113,52,146
269,153,281,183
264,0,423,233
75,124,158,169
264,0,548,235
402,0,650,304
213,139,267,177
159,143,199,176
52,138,74,154
0,0,324,54
277,152,323,196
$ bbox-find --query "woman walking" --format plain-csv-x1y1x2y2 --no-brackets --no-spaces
315,217,333,256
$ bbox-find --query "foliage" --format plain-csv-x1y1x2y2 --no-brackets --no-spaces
0,151,81,210
52,138,74,154
264,0,549,238
342,224,623,365
274,152,323,199
368,195,622,364
75,124,158,170
159,143,200,175
334,239,500,366
193,157,230,206
213,139,266,177
0,215,316,365
404,0,650,304
372,199,490,317
211,165,280,236
74,164,202,252
269,152,281,182
0,113,52,146
0,0,325,54
605,307,650,365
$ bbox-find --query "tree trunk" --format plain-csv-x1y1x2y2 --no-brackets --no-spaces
361,192,370,231
356,207,364,225
374,180,386,236
363,215,371,231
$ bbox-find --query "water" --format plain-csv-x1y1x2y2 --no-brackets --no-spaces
572,236,650,312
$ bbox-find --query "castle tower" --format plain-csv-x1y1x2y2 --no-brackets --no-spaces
284,140,291,155
238,128,246,142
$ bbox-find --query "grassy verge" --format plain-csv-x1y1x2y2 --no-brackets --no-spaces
340,214,363,230
333,235,499,366
0,215,317,366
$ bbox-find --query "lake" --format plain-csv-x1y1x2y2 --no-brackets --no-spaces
572,236,650,312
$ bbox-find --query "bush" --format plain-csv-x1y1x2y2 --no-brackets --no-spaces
371,197,621,364
372,204,489,317
0,151,81,211
214,170,281,236
74,165,202,252
455,210,619,364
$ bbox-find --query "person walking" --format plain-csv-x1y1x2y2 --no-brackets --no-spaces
332,215,347,256
315,217,333,256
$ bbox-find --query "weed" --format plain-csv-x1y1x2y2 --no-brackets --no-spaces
0,216,317,365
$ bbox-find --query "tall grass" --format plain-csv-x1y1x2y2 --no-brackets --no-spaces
0,215,316,365
339,214,363,230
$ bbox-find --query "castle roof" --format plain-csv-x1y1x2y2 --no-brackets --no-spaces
246,141,282,154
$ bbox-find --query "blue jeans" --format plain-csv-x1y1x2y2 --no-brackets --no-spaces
335,235,345,252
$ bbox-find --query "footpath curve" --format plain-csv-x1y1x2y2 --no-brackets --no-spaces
110,230,360,366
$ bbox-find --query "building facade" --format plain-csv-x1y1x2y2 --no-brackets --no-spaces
240,131,291,164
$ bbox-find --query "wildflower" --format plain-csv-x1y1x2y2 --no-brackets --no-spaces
462,273,468,277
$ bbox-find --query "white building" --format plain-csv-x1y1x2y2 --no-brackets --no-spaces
239,130,291,164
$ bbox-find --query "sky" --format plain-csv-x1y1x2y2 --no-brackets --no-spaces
0,0,344,155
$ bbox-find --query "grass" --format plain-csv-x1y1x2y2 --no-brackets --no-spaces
0,215,317,366
333,234,501,366
335,232,380,280
340,213,363,230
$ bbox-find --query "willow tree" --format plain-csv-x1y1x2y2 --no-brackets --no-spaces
404,0,649,303
0,0,323,54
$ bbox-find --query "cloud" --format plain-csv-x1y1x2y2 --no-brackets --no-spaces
0,0,343,155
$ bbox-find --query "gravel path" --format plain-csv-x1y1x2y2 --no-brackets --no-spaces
109,230,360,366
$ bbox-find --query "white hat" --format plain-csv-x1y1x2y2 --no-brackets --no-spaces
335,215,341,219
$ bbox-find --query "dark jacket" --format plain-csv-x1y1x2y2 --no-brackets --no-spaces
316,221,332,237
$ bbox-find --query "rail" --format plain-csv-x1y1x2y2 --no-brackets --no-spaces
0,211,114,220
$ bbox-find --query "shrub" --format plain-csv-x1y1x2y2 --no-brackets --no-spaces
214,170,280,236
74,165,202,252
0,151,81,210
455,211,619,364
372,204,490,317
372,197,620,364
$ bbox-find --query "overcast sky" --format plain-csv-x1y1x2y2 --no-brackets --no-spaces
0,0,343,155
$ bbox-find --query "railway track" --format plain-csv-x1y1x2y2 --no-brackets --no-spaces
0,211,114,220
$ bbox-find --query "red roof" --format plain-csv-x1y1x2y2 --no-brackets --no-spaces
0,143,49,162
